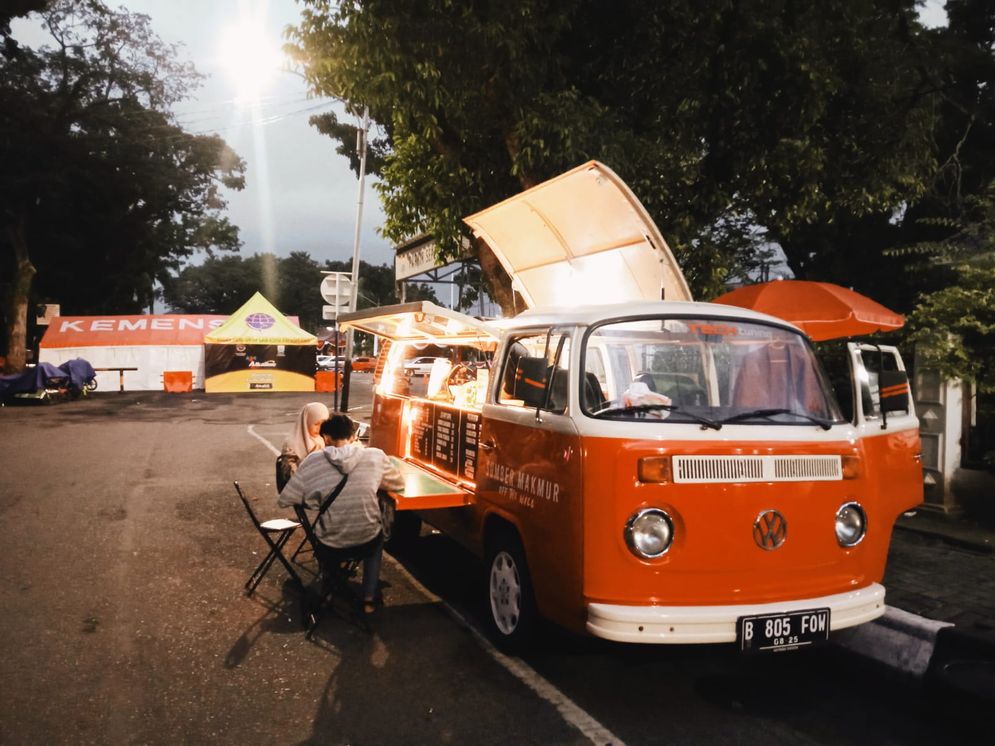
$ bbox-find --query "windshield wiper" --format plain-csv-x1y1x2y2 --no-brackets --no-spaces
718,408,832,430
593,403,722,430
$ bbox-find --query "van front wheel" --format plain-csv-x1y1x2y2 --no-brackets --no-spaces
486,534,537,652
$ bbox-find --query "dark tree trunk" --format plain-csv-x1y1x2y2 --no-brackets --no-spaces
474,134,536,316
3,213,36,373
475,238,525,316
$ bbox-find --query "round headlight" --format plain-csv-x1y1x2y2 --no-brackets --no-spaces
835,502,867,547
624,508,674,559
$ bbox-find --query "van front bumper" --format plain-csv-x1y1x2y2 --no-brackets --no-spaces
586,583,886,644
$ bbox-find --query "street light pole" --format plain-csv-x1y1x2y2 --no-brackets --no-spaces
339,106,370,412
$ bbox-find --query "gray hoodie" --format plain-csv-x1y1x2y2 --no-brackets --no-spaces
278,444,404,548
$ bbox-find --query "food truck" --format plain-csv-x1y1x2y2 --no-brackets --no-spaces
341,162,922,653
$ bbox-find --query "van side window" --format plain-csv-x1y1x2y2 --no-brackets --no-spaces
498,331,570,413
857,349,909,418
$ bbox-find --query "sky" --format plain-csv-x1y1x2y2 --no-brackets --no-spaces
11,0,950,278
13,0,395,269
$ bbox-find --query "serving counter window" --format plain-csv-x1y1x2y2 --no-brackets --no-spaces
374,342,492,485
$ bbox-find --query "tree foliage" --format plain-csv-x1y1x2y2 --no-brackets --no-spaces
0,0,244,370
907,262,995,392
890,0,995,387
0,1,47,37
163,253,437,332
289,0,995,387
289,0,940,309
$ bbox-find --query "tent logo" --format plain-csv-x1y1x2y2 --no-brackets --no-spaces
245,312,275,331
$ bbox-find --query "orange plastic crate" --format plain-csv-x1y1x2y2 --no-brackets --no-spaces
163,370,193,393
315,370,342,392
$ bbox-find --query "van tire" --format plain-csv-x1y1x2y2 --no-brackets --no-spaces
486,532,538,653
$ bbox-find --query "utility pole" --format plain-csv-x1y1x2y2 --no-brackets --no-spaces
339,106,369,413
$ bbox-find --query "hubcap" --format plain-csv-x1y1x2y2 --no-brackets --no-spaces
489,550,521,635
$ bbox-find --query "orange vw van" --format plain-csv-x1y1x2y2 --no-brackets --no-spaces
341,162,922,653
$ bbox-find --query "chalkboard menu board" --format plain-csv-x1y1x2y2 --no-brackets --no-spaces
433,407,458,473
410,402,434,463
407,401,483,482
459,411,481,480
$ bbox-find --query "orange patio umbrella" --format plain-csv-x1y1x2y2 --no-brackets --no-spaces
712,280,905,341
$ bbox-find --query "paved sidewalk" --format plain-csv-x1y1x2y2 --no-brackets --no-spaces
887,510,995,630
840,507,995,708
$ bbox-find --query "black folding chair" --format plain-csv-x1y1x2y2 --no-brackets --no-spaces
293,503,379,638
233,481,304,594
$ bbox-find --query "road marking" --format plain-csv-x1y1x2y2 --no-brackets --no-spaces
247,424,280,457
384,554,625,746
246,428,622,744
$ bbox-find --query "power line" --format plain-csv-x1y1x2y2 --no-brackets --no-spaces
173,96,316,125
188,100,337,135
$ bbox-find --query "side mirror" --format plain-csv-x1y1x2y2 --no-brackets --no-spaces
878,370,910,414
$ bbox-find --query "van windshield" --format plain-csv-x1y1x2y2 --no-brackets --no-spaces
582,317,842,427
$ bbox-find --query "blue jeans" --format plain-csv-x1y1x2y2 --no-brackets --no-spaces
316,532,383,602
361,534,384,602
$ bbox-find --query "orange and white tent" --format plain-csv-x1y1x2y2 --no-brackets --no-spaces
38,314,227,391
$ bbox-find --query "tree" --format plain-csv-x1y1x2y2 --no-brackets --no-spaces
160,255,262,316
278,251,327,328
839,0,995,390
0,1,47,36
322,258,438,310
907,262,995,392
163,253,439,333
289,0,939,311
0,0,244,371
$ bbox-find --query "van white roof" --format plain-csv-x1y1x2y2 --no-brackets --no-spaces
464,161,692,308
340,299,805,343
498,300,804,333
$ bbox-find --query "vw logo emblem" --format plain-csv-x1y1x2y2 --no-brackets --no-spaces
754,510,787,550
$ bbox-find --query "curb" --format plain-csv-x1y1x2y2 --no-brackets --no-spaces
927,626,995,704
893,522,994,555
834,606,952,678
836,606,995,706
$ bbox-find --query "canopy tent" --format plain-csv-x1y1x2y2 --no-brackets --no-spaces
39,314,227,391
204,292,317,393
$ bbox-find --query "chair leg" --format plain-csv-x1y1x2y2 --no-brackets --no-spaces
290,534,312,565
270,533,305,589
304,559,364,638
246,538,282,594
245,529,304,595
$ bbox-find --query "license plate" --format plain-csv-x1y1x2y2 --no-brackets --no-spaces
737,607,830,653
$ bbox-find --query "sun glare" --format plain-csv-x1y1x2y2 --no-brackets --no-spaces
219,20,282,102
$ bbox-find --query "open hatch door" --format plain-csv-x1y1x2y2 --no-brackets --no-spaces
464,160,692,309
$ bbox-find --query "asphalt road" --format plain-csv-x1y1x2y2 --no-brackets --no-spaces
0,381,983,744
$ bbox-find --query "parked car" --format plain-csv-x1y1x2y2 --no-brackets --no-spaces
403,356,446,377
316,355,347,371
351,356,376,372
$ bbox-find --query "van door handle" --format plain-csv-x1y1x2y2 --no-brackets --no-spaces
480,440,495,451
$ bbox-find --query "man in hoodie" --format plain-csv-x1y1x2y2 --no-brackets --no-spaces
278,413,404,613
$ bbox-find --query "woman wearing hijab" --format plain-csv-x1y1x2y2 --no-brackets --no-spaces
277,402,329,491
